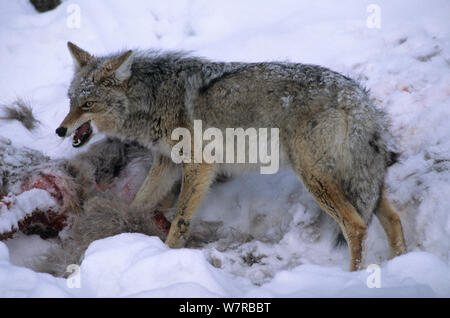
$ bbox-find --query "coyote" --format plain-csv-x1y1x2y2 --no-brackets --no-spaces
56,42,407,271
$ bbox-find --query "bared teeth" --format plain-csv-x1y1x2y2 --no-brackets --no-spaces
72,121,92,148
72,139,81,146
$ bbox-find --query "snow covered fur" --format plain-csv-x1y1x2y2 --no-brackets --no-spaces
56,42,407,271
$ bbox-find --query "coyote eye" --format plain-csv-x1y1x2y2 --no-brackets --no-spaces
81,101,94,110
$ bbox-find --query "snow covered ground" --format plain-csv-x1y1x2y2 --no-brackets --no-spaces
1,0,450,297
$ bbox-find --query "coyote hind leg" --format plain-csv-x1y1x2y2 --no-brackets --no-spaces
298,173,367,271
375,190,407,258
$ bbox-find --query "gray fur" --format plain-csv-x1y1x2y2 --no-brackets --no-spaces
0,99,40,131
30,136,228,276
58,44,404,270
25,138,164,276
34,196,169,277
73,197,167,248
0,136,166,275
70,137,153,190
64,48,396,222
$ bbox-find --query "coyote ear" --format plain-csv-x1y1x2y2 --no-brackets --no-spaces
67,42,93,69
104,50,133,82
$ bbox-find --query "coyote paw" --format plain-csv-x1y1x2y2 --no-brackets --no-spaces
165,220,189,248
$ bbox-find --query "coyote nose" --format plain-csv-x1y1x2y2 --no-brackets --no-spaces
55,127,67,137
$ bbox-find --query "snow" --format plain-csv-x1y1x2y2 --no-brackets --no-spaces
2,234,450,297
1,0,450,297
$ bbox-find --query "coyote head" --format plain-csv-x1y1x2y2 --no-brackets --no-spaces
56,42,133,148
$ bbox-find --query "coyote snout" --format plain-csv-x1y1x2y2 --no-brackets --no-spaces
55,126,67,137
56,119,93,148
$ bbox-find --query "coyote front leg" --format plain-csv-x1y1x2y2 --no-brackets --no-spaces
165,163,215,248
131,154,180,210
